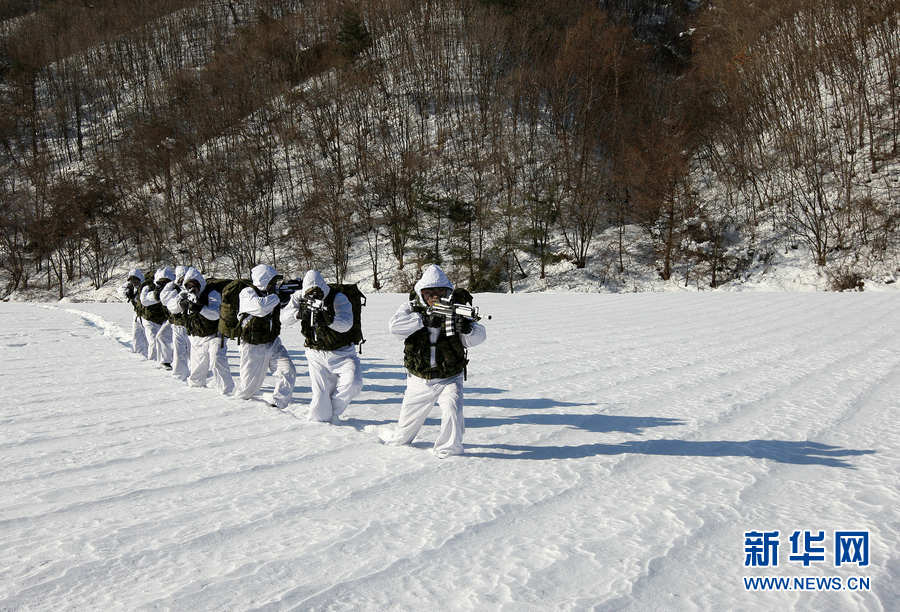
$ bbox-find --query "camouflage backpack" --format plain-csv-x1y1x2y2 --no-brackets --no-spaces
216,278,250,339
330,283,366,351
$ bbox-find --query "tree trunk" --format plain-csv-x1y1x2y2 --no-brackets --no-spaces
662,200,676,281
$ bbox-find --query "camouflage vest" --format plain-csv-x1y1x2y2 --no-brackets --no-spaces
240,286,282,345
300,290,353,351
184,285,219,338
141,280,168,325
128,289,142,316
403,291,467,379
403,327,468,379
134,280,152,318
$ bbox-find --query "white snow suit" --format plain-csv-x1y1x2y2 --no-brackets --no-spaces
140,266,175,366
181,268,234,395
283,270,362,423
235,264,297,408
381,265,486,458
160,264,191,381
121,268,148,358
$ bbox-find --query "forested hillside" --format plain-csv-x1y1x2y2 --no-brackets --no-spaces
1,0,897,297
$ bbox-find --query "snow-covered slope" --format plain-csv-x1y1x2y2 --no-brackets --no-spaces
1,294,897,610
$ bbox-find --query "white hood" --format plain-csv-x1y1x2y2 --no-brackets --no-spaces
250,264,279,291
127,268,145,283
183,267,207,293
154,266,175,283
414,264,453,303
302,270,330,299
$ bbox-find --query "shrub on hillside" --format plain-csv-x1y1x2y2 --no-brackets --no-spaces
827,267,865,292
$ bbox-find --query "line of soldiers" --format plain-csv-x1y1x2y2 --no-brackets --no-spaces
121,263,487,458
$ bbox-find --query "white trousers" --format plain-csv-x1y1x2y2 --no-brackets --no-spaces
131,315,148,358
188,334,234,395
306,346,362,422
386,374,465,458
237,337,296,409
144,320,172,364
171,324,191,381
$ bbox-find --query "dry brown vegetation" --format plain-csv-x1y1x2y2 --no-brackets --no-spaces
1,0,897,296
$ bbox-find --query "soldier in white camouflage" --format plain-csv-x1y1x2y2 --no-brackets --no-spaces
380,264,486,458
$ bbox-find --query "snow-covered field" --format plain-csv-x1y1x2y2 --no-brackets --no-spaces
1,294,897,611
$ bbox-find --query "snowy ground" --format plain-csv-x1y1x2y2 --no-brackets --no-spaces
0,294,898,611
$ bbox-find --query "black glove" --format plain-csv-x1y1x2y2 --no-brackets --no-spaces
265,276,283,295
278,290,291,306
424,313,444,328
178,297,190,313
450,288,473,305
314,308,334,326
188,300,203,314
455,315,473,334
125,285,135,300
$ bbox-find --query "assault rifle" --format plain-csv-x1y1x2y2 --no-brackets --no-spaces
296,294,329,343
427,296,491,336
277,278,303,297
274,278,303,306
178,289,203,314
300,296,326,326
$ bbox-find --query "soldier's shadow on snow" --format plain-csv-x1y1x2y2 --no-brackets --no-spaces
363,384,508,395
360,359,406,369
461,413,684,434
352,360,410,381
360,394,579,408
361,371,409,380
464,439,875,467
335,417,395,431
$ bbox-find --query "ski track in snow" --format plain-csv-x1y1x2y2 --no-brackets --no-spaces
0,294,897,611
